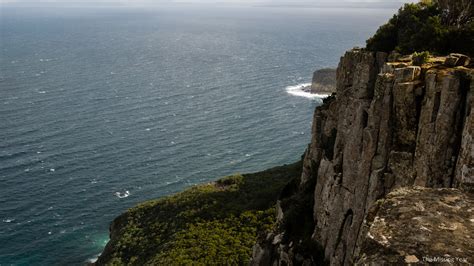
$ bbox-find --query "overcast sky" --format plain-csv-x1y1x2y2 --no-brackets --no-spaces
0,0,418,5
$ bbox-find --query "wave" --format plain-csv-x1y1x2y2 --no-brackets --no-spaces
86,254,101,263
285,83,330,99
115,191,130,199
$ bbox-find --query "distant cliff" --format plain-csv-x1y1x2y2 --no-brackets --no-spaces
251,49,473,265
310,68,337,94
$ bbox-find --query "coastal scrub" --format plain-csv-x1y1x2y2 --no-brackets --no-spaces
96,162,302,265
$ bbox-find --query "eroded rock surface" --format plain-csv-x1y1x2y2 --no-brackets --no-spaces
252,48,473,265
357,187,474,265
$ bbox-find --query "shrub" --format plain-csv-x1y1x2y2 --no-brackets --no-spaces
99,162,303,265
412,51,430,66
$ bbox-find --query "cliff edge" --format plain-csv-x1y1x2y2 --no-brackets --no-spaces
251,49,473,265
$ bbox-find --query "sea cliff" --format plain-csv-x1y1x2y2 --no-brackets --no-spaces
310,68,337,94
251,49,473,265
96,2,474,262
96,49,473,265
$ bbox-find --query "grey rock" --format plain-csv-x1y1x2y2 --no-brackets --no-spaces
445,53,471,67
444,56,459,67
394,66,421,82
356,187,474,265
310,68,337,94
252,48,473,265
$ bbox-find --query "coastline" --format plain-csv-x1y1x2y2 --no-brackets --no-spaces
94,161,302,264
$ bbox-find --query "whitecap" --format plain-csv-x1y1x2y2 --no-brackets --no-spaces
49,168,55,172
285,83,330,99
3,218,15,223
115,190,130,199
38,91,46,94
86,254,101,263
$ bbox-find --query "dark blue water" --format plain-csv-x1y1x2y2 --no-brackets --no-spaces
0,5,395,264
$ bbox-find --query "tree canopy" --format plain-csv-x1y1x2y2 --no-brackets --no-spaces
366,0,474,56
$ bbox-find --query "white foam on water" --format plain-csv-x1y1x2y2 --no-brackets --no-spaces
86,254,101,263
3,219,15,223
115,190,130,199
285,83,330,99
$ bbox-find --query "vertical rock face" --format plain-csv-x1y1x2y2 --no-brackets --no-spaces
251,49,473,265
310,68,337,94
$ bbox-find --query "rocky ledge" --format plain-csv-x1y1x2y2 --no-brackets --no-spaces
252,48,473,265
357,187,473,265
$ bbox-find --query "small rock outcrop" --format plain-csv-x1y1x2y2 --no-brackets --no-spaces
357,187,474,265
251,49,473,265
445,53,471,67
310,68,337,94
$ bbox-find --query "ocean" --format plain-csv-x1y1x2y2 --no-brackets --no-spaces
0,4,395,264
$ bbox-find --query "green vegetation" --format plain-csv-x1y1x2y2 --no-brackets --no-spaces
412,51,430,66
97,162,302,265
366,0,474,56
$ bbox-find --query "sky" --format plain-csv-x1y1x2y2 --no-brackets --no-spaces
0,0,418,5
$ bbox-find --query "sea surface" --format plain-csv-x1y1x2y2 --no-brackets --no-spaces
0,4,395,264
